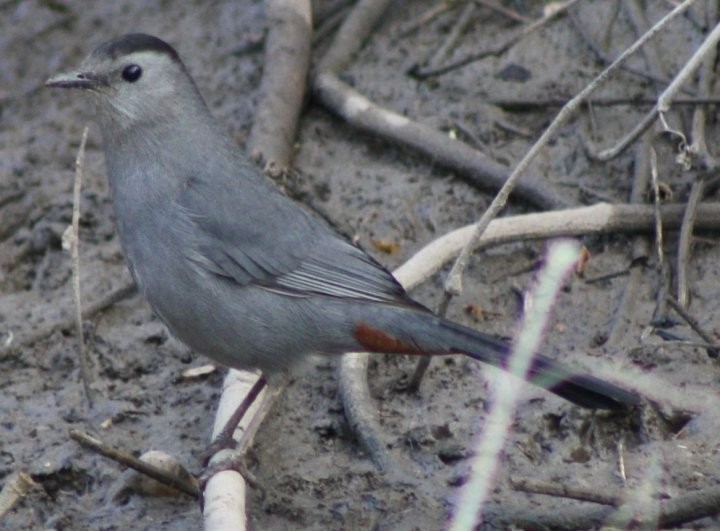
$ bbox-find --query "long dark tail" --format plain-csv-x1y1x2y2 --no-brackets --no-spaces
437,317,639,410
354,307,640,410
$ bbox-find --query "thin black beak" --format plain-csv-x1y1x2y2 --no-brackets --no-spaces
45,71,106,90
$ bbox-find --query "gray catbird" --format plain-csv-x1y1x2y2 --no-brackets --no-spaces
46,34,638,410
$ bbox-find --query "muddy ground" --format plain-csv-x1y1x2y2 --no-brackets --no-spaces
2,0,720,529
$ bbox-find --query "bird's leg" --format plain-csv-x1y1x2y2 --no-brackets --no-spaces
403,356,432,392
200,372,287,499
201,374,268,462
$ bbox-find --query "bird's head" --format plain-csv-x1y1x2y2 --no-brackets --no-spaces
47,33,207,132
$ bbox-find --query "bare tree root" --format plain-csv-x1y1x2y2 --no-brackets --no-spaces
247,0,312,173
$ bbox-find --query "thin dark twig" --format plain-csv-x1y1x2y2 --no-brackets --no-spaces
313,4,351,44
567,7,676,88
623,0,671,89
666,296,720,357
397,1,455,38
584,269,631,284
586,108,659,161
404,281,453,390
473,0,530,24
411,0,580,78
69,429,199,498
426,2,476,69
491,96,720,110
510,477,622,506
312,0,352,26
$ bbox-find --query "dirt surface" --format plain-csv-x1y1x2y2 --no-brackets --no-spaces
2,1,720,529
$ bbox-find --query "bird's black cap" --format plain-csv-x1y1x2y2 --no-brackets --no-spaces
92,33,181,64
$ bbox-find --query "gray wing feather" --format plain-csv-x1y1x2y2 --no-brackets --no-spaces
175,165,406,304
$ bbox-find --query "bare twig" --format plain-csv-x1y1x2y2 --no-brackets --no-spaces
411,0,580,78
247,0,312,172
688,1,718,168
425,2,476,69
397,1,455,38
657,19,720,114
588,0,713,161
313,73,566,210
316,0,558,214
69,429,199,498
491,96,720,109
587,109,660,161
567,8,675,88
473,0,530,24
313,4,351,45
618,438,627,485
235,375,286,456
442,1,697,303
654,485,720,528
392,202,720,294
510,477,622,506
312,0,352,26
623,0,671,88
316,0,393,74
494,484,720,529
404,350,431,392
676,179,704,307
336,353,384,466
666,296,720,357
65,125,95,408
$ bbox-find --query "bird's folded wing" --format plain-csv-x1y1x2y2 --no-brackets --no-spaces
175,169,408,304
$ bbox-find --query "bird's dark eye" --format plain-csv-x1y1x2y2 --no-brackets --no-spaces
121,64,142,83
